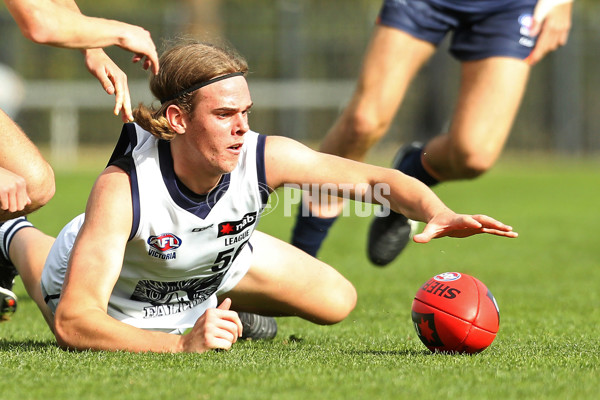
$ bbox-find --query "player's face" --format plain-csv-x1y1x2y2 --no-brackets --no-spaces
185,76,253,175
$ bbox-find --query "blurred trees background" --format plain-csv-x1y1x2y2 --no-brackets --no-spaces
0,0,598,164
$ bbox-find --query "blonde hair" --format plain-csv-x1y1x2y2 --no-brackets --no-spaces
133,39,249,140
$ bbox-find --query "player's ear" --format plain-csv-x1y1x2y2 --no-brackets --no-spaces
165,104,187,134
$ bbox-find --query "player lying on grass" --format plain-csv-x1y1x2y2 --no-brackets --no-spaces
0,39,517,353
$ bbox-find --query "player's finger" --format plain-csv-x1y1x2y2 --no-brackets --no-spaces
412,223,442,243
471,214,514,231
216,299,244,335
145,51,159,74
98,74,116,95
110,74,127,121
7,190,18,212
121,81,133,122
206,336,235,351
481,228,519,238
131,53,159,75
0,192,9,211
217,298,232,310
15,187,30,212
216,319,241,344
528,18,542,38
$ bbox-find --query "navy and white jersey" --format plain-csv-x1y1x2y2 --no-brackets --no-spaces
41,123,270,332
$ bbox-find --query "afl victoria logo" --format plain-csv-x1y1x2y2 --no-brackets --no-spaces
147,233,182,252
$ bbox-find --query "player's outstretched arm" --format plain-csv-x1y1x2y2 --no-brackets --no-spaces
264,135,517,242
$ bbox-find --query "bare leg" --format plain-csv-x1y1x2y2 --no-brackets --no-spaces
321,26,436,161
423,57,531,181
290,27,436,256
308,26,436,218
9,226,55,330
365,57,531,266
221,231,357,325
0,109,55,221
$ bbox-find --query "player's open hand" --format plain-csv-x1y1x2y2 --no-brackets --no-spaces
0,168,31,213
83,49,133,122
118,25,159,75
526,0,573,66
413,212,518,243
180,298,243,353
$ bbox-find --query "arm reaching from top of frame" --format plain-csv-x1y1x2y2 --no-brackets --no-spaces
5,0,159,121
5,0,158,72
526,0,573,66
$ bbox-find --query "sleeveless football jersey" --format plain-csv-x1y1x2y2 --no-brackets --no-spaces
41,123,269,331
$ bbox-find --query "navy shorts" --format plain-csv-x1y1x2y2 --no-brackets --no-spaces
377,0,538,61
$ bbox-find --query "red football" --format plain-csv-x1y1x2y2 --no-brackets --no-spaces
411,272,499,354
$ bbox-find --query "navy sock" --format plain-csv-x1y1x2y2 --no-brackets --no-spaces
398,146,439,187
291,207,338,257
0,216,33,264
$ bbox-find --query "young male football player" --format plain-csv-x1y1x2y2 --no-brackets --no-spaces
0,40,517,353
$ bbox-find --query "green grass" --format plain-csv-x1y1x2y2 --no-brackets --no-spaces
2,153,599,400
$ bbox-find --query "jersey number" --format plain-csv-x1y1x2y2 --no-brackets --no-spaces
211,239,249,272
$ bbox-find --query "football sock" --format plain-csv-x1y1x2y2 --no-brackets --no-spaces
291,208,338,257
397,145,439,187
0,216,33,264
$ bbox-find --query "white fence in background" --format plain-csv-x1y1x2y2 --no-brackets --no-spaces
22,79,354,165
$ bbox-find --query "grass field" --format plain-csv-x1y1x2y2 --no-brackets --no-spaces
1,152,599,400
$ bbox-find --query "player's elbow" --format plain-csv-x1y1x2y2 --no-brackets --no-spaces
26,162,55,211
53,305,90,351
53,313,77,350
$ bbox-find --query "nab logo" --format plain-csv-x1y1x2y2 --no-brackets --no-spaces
147,233,182,252
217,212,257,237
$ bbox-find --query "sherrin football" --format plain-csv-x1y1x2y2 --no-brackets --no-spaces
411,272,499,354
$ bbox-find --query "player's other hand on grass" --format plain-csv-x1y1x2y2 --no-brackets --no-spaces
413,211,518,243
180,298,243,353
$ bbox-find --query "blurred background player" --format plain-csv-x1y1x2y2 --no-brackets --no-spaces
290,0,572,266
0,0,159,320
